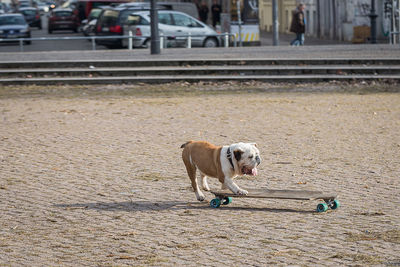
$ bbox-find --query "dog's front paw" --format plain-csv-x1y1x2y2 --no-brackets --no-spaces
236,188,248,195
196,192,206,202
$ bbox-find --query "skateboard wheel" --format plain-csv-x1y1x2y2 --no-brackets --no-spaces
222,197,232,205
330,199,340,210
317,203,328,212
210,198,221,208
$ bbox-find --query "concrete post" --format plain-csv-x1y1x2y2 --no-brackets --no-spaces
187,32,191,48
128,31,133,50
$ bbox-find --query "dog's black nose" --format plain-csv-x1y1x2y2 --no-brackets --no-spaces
256,156,261,165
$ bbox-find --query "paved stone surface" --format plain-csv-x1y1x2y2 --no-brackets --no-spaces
0,83,399,266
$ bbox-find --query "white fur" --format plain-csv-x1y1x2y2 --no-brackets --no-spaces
219,143,260,195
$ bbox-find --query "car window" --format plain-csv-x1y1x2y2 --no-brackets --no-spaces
126,14,149,25
100,9,118,26
0,16,26,25
119,9,136,24
22,10,36,15
172,13,201,27
54,11,72,17
158,13,172,25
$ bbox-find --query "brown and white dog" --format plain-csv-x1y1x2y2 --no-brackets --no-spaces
181,141,261,201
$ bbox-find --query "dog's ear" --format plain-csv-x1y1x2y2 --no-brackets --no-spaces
234,149,244,161
250,143,258,148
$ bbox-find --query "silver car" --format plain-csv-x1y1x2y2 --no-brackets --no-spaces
122,10,220,48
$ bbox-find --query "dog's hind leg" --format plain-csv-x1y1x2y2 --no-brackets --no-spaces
200,172,210,191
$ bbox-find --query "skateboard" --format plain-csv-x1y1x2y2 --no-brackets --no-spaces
210,188,340,212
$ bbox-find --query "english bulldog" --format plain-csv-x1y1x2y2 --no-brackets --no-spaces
181,141,261,201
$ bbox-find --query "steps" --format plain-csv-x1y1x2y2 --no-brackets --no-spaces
1,58,399,85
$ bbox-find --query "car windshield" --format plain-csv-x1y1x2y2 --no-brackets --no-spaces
54,11,72,17
0,16,26,25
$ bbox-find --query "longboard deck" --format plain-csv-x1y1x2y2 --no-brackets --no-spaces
211,189,337,201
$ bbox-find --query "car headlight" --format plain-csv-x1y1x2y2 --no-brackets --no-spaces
0,30,3,34
20,28,29,33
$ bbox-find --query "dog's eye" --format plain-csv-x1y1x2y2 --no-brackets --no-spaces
249,155,253,159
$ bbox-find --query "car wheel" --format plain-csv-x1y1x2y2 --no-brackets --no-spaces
203,37,218,48
48,29,52,34
24,40,31,45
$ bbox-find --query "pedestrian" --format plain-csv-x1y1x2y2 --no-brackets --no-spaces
211,0,222,28
199,1,209,24
290,3,306,46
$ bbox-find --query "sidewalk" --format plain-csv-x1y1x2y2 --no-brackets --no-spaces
260,30,350,46
0,44,399,62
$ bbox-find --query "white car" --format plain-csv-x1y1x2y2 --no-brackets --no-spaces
122,10,220,48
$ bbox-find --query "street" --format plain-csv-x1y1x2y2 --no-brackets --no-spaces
0,14,97,52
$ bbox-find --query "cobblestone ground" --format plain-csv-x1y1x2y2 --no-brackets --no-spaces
1,84,399,266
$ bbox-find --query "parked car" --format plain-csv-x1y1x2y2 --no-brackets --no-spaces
81,7,103,36
94,4,159,48
0,14,31,44
0,3,10,14
36,1,50,13
20,7,42,29
122,10,220,48
48,8,79,33
18,0,32,9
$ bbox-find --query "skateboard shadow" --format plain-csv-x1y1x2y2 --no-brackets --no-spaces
54,201,314,214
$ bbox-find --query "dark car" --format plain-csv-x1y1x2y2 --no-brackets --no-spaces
48,8,79,33
20,7,42,29
0,14,31,44
95,4,157,48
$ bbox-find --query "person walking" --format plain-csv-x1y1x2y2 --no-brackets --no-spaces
199,1,209,24
211,0,222,28
290,3,306,46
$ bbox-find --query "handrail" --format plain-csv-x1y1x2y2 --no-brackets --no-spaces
0,32,237,52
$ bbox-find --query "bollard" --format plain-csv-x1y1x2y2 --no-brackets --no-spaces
160,34,164,49
128,30,133,50
224,32,229,47
187,32,191,48
91,37,96,51
19,39,24,52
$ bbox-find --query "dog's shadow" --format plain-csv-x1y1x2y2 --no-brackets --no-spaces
54,200,315,214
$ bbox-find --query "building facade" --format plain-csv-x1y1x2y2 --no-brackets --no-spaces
259,0,392,43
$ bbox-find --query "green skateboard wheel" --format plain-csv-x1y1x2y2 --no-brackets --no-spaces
222,197,232,205
330,199,340,210
210,198,221,208
317,203,328,212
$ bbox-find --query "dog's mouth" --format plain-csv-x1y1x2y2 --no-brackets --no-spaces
241,166,258,176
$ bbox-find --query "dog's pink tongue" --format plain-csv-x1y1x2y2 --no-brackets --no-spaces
252,168,258,176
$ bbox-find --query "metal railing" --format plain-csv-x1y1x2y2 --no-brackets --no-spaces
0,32,237,52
